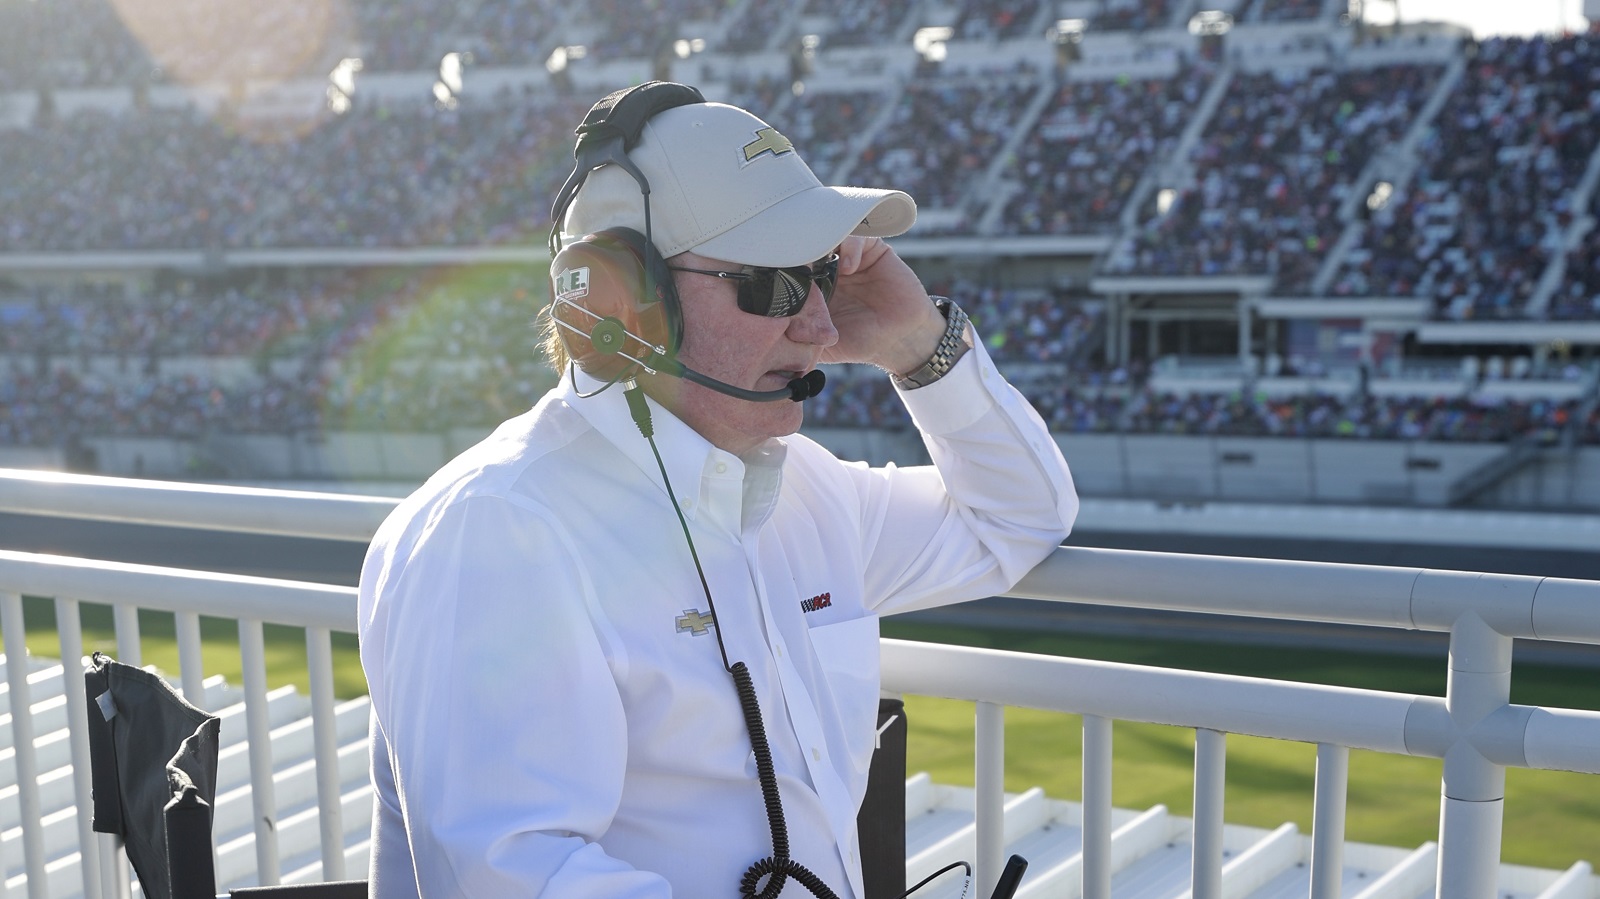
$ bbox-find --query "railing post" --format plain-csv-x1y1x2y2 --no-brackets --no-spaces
1310,743,1349,899
1192,728,1226,899
56,596,105,899
174,610,206,703
239,619,281,885
98,835,129,899
113,603,141,667
1082,715,1113,899
1436,613,1511,899
975,701,1006,898
306,627,347,880
3,590,50,899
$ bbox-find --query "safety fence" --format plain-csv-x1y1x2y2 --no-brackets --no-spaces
1,468,1598,899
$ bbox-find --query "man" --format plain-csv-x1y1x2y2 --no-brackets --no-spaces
357,84,1077,898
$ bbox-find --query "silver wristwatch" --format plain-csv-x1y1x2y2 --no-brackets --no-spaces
892,296,973,389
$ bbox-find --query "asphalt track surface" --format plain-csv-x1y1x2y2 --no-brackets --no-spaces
4,511,1598,666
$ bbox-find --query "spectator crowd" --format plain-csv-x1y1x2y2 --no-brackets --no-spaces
1330,35,1600,319
849,77,1038,219
1106,63,1441,292
3,271,1593,450
5,8,1600,462
1000,71,1209,235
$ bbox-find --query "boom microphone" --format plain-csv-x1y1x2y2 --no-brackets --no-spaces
553,305,827,403
662,358,826,403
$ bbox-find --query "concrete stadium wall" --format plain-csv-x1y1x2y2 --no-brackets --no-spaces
81,436,202,477
0,446,64,470
1491,450,1600,510
1052,434,1535,507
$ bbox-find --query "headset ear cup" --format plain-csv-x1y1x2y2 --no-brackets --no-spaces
550,228,682,380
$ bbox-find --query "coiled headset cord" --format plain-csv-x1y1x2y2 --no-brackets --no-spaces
626,384,840,899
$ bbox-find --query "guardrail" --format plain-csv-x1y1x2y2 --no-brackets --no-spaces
2,468,1599,899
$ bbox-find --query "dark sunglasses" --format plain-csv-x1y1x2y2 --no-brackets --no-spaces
667,254,839,317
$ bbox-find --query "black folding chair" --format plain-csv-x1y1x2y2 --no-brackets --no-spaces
85,652,366,898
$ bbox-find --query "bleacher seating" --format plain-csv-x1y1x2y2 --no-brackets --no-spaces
849,76,1040,227
950,0,1048,41
1330,35,1600,319
1090,0,1179,32
1106,62,1443,290
774,87,894,183
1254,0,1332,23
998,71,1212,235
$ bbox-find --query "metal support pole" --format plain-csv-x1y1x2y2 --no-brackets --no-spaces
1082,715,1113,899
1436,613,1510,899
1191,728,1226,899
975,701,1006,898
1310,743,1349,899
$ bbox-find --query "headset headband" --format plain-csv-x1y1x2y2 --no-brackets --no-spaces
547,81,707,254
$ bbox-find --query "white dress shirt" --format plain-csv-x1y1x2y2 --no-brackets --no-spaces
358,337,1077,898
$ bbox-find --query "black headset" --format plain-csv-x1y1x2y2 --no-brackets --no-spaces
546,81,825,402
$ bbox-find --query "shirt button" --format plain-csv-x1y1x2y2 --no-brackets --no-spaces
775,645,783,658
715,462,728,474
811,747,821,762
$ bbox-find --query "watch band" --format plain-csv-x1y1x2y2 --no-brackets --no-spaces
892,296,972,390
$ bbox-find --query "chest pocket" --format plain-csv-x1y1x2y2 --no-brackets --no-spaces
806,615,882,786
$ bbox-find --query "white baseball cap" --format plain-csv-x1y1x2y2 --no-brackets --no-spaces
561,100,917,268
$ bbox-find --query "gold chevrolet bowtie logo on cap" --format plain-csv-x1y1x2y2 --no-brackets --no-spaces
676,608,716,635
742,127,794,162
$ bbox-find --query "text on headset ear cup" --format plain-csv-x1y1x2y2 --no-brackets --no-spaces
550,227,683,380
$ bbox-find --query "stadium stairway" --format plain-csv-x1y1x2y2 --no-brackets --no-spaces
1,654,1595,898
1103,62,1236,270
1308,55,1468,296
1529,142,1600,317
973,78,1058,237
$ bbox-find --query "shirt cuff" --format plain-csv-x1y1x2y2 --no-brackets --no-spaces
895,331,1002,436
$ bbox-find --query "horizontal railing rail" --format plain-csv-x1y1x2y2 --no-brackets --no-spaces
0,468,393,541
2,469,1598,898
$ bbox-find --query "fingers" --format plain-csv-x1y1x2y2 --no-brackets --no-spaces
835,235,885,276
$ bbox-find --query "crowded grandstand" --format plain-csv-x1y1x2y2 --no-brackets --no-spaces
3,0,1599,497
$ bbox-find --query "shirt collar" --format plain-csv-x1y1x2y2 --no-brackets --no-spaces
561,370,786,530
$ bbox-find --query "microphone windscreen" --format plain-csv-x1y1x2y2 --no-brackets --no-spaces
788,369,827,402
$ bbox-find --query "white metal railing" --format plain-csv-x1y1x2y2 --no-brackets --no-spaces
2,468,1599,899
0,551,357,899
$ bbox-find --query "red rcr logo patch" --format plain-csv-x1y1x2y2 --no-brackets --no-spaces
800,592,832,613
